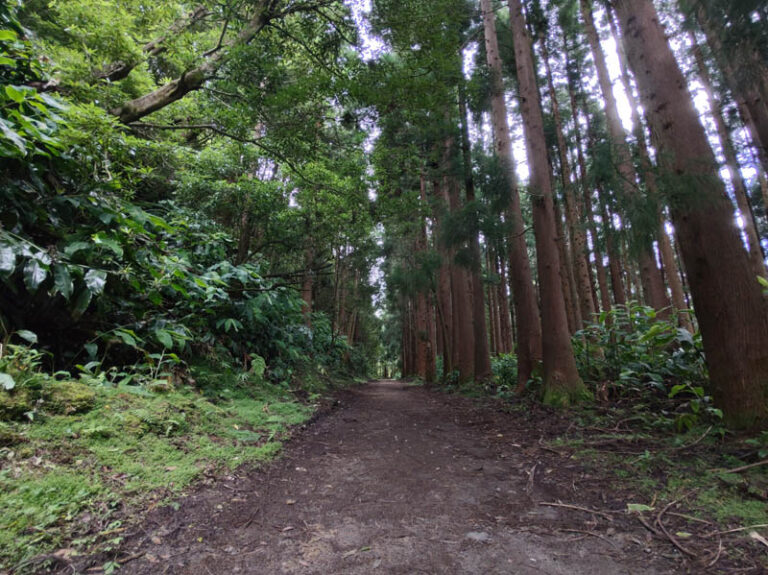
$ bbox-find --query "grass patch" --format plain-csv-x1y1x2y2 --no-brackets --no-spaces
0,364,318,572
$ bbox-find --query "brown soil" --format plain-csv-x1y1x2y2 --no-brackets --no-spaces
105,381,692,574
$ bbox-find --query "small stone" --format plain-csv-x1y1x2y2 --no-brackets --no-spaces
465,531,491,543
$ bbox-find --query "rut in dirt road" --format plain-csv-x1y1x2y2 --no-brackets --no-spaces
118,381,678,574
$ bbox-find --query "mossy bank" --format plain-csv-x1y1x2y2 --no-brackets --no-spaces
0,365,334,573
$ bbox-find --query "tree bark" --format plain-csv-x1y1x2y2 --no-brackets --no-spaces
508,0,587,405
695,4,768,170
580,0,669,312
111,0,271,124
553,195,581,333
98,5,210,82
689,34,767,279
614,0,768,428
541,37,595,325
607,6,693,324
481,0,543,388
458,80,492,379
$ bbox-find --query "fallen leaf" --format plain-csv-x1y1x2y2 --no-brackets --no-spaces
286,499,296,505
626,503,655,514
150,537,162,545
750,531,768,548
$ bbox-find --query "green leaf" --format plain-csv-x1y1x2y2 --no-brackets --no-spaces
16,329,38,344
155,329,173,349
92,233,123,257
0,117,27,155
53,264,74,300
5,85,26,103
72,289,93,317
0,30,18,41
84,269,107,294
0,56,15,66
669,384,687,398
114,330,138,347
84,343,98,358
23,258,47,291
0,373,15,391
63,241,91,256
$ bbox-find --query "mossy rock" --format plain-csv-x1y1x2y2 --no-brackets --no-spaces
0,389,35,421
42,382,96,415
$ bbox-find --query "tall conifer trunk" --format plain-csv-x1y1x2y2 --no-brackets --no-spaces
541,38,595,325
481,0,542,388
508,0,587,406
688,34,767,279
458,81,492,379
605,7,693,326
613,0,768,428
580,0,669,312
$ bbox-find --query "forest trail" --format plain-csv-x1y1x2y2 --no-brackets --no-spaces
115,382,678,574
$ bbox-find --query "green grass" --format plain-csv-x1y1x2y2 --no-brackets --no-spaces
0,366,317,571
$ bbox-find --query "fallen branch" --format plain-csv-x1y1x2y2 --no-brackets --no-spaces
712,458,768,474
655,493,698,558
706,524,768,537
538,501,615,521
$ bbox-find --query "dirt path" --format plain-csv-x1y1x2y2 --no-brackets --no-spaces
116,381,680,574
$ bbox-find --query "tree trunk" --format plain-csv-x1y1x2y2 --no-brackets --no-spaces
497,253,515,352
98,5,210,82
111,0,271,124
580,0,669,312
301,241,313,328
599,191,627,306
417,174,436,383
541,38,595,325
689,34,767,279
657,216,694,333
458,80,492,379
432,179,454,379
481,0,542,388
553,195,581,333
508,0,587,405
695,5,768,170
444,159,476,382
614,0,768,428
564,46,611,313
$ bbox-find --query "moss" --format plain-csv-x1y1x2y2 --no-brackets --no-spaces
0,389,34,421
42,381,96,415
542,381,593,407
0,373,317,571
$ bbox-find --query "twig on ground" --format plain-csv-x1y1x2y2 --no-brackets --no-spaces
667,512,711,525
655,493,698,558
667,426,712,452
118,552,145,565
558,528,618,547
635,513,662,537
538,501,615,521
526,464,537,494
708,532,723,568
711,458,768,474
705,524,768,537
